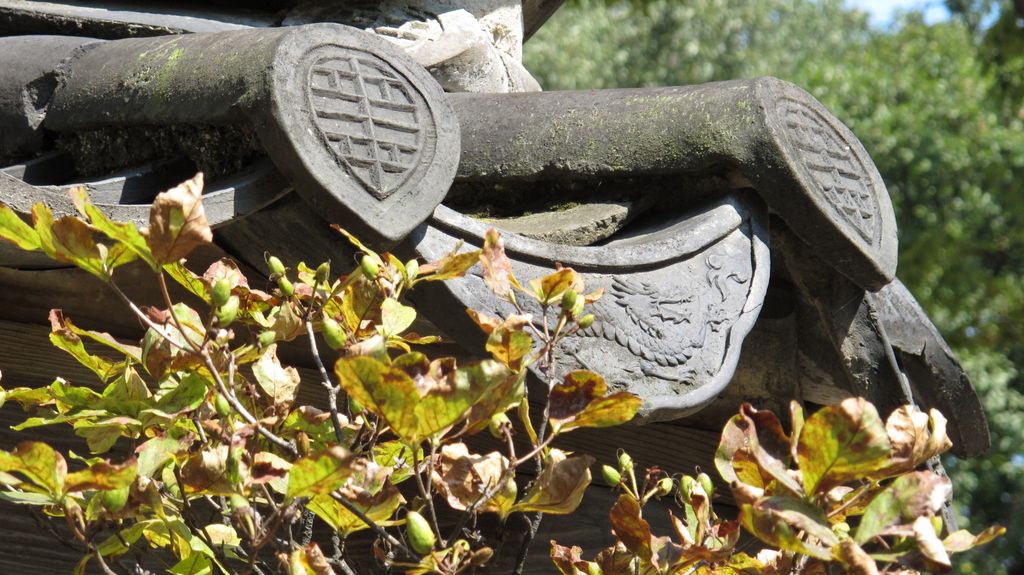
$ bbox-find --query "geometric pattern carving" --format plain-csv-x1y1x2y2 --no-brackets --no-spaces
308,52,424,200
777,97,880,245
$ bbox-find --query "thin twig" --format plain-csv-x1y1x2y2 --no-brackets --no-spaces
202,354,297,457
329,491,416,560
305,322,346,446
157,273,203,352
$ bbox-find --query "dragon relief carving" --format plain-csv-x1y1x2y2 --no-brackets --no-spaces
566,255,751,382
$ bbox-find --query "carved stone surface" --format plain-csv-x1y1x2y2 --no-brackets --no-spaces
449,77,898,290
775,96,882,246
260,24,460,244
307,48,427,201
0,24,461,246
0,0,543,94
411,193,770,422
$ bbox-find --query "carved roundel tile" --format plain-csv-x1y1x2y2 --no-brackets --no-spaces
775,96,882,247
306,48,427,201
261,24,458,245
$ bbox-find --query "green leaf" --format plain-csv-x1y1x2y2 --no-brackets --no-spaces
419,246,482,282
144,174,212,264
528,268,583,305
855,471,952,544
335,355,512,443
797,397,891,496
70,187,158,270
379,297,416,338
0,490,56,505
738,496,837,560
65,460,137,492
287,447,354,498
548,370,641,433
943,525,1006,553
0,203,41,250
0,441,66,497
512,449,593,514
155,372,208,415
164,261,211,301
49,310,122,381
485,324,534,372
50,215,108,280
251,344,300,408
169,554,213,575
308,483,404,536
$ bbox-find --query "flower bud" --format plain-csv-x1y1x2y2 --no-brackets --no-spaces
321,316,346,350
618,451,633,471
697,472,715,499
360,255,380,279
601,465,622,487
931,515,944,536
211,278,232,308
267,255,285,276
656,477,674,497
578,314,596,330
679,475,695,501
258,330,276,348
214,393,232,418
405,259,419,282
561,289,578,311
315,261,331,285
406,511,435,554
216,295,239,326
277,277,294,297
488,413,511,439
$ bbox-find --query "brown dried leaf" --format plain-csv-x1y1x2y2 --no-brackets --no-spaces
836,540,879,575
144,173,212,264
609,494,653,561
251,344,300,408
481,227,514,297
432,443,515,518
512,449,593,515
874,405,953,478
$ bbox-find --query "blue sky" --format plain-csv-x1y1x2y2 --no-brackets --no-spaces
845,0,952,25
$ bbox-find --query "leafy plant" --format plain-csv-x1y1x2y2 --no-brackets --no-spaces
0,174,639,574
554,399,1004,574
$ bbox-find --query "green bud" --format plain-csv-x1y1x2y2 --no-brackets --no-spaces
656,477,674,497
406,510,435,554
214,393,232,418
488,412,511,439
216,295,239,326
833,521,851,538
561,288,578,311
277,276,294,297
360,255,380,279
578,314,596,330
618,451,633,471
100,486,130,512
211,278,232,308
405,259,419,282
931,515,944,536
601,465,622,487
321,316,346,350
697,472,715,499
267,255,285,276
315,261,331,285
258,330,276,348
679,475,695,501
